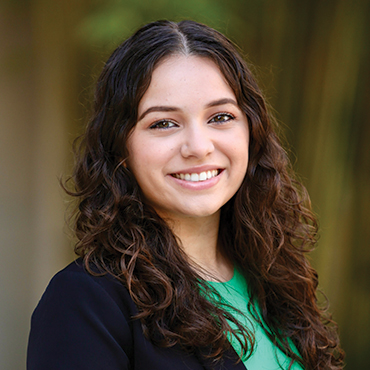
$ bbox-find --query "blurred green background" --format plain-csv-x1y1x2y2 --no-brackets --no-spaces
1,0,369,368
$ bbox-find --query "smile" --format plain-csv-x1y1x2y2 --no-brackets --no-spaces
171,170,220,182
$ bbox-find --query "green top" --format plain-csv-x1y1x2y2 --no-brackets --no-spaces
207,268,304,370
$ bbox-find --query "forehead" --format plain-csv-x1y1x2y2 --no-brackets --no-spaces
138,55,236,112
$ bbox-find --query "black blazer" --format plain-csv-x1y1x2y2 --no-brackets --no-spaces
27,259,246,370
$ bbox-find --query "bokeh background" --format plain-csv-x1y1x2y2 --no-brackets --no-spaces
1,0,369,368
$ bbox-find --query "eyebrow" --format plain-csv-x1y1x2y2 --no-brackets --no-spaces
138,98,239,121
138,106,179,121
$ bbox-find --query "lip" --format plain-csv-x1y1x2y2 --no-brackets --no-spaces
168,166,224,190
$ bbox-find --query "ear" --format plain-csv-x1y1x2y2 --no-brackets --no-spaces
121,157,129,169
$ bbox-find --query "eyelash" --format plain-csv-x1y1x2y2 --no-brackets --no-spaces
149,113,235,130
209,112,235,123
149,120,178,130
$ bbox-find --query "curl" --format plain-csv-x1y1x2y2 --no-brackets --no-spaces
64,20,344,369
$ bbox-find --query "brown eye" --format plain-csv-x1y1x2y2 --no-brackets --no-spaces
150,120,178,129
210,113,235,123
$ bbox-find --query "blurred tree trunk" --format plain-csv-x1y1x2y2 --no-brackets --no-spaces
29,0,87,302
0,1,90,369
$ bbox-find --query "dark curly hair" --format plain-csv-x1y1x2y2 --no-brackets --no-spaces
65,20,344,369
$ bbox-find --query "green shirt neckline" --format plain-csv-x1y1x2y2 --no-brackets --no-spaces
206,268,304,370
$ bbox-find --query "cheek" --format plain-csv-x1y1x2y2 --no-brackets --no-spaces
230,141,249,182
238,128,250,157
228,132,249,163
128,142,166,187
127,134,152,170
133,141,176,168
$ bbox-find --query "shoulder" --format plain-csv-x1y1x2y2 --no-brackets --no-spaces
28,259,247,370
28,258,135,369
35,258,135,319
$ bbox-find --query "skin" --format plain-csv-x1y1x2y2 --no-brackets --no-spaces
127,55,249,280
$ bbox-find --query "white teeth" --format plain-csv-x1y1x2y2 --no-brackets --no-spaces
199,172,207,181
173,170,220,182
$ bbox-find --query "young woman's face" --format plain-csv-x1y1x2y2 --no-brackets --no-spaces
127,55,249,222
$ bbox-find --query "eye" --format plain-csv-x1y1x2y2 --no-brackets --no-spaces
209,113,235,124
149,120,178,129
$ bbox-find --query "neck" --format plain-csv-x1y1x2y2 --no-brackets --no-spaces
165,212,233,282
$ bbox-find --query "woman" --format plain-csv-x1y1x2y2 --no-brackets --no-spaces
27,20,344,369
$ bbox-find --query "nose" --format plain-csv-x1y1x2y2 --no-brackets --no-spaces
180,122,215,159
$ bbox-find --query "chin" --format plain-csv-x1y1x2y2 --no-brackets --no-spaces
176,207,221,220
152,201,224,221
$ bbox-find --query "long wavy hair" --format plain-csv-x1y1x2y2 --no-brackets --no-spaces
66,20,344,369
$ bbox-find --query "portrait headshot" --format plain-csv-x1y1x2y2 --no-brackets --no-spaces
1,2,369,369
